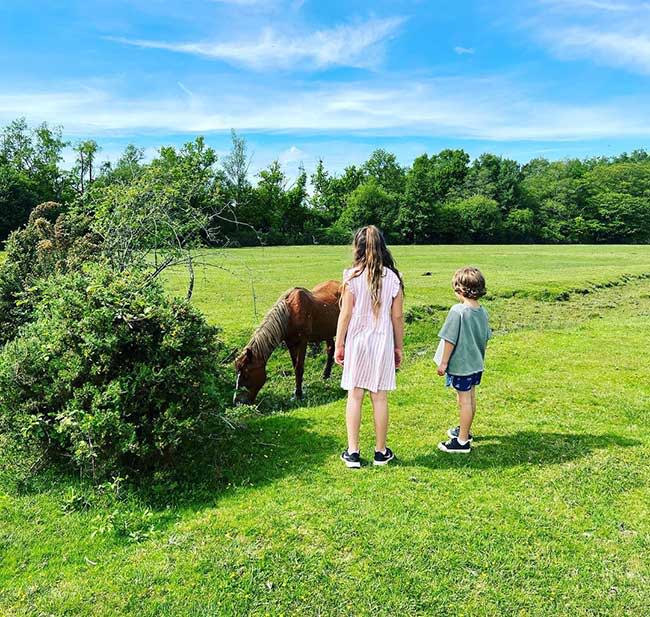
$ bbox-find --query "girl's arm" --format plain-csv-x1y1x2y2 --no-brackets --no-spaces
334,286,354,365
436,340,455,376
391,290,404,368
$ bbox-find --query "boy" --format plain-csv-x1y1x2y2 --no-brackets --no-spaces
434,267,491,454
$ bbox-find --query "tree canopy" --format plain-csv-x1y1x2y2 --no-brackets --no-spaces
2,118,650,246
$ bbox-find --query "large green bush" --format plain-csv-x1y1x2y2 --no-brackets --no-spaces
0,201,98,343
0,264,230,476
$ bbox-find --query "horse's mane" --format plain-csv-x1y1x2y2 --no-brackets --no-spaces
243,290,294,362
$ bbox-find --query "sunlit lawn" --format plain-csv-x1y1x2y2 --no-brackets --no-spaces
1,245,649,616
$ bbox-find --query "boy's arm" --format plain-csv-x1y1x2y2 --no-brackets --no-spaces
436,308,461,375
334,287,354,365
437,340,455,376
391,290,404,368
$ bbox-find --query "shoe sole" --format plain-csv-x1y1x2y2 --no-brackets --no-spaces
437,442,471,454
340,455,361,468
447,429,473,442
373,455,395,466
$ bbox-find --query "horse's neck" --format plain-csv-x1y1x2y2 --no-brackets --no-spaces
248,335,275,364
248,300,290,362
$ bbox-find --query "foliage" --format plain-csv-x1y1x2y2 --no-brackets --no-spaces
0,264,229,477
78,137,225,298
0,201,98,343
447,195,503,242
2,118,650,247
338,178,400,238
0,118,73,240
397,149,471,243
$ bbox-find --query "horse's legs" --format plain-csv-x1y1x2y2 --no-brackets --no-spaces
323,338,335,379
289,340,308,399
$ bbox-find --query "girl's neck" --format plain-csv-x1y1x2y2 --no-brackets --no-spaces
462,297,480,308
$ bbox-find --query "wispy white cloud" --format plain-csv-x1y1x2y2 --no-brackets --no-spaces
107,16,405,70
544,27,650,73
540,0,645,12
529,0,650,74
454,46,475,55
3,77,650,142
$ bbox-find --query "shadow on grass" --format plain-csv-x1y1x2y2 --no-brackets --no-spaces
254,379,347,413
6,412,339,515
406,431,641,470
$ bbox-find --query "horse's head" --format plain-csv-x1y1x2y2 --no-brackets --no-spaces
233,347,267,405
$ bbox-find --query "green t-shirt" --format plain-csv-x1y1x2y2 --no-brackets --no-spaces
434,304,491,376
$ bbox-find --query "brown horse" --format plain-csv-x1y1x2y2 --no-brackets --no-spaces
234,280,341,404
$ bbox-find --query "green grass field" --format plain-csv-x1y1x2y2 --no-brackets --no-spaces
2,245,650,616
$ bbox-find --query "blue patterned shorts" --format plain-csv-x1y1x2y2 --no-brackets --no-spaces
445,371,482,392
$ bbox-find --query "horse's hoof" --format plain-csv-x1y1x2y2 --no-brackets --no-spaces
292,391,304,401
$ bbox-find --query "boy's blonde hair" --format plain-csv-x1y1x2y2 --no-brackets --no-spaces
453,267,486,299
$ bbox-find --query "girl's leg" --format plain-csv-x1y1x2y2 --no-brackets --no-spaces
369,390,389,453
346,387,365,453
457,390,474,442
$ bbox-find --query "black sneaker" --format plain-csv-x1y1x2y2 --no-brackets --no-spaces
438,437,471,454
373,447,395,466
340,449,361,468
447,426,473,442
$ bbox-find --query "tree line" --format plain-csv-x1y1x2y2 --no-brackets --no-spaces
2,118,650,246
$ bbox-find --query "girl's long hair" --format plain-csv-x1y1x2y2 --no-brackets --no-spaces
348,225,404,317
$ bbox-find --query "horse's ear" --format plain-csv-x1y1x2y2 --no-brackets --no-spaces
245,347,253,362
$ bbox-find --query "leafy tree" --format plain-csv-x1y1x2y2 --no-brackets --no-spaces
73,139,100,194
222,130,252,210
310,159,340,226
448,195,502,242
308,162,368,242
504,208,536,243
219,131,256,245
248,161,311,245
282,166,310,244
613,149,650,164
338,179,400,236
3,118,650,247
253,160,286,242
362,149,406,194
82,138,222,297
520,158,589,243
0,119,71,240
0,166,40,241
579,162,650,242
397,149,470,242
96,145,146,186
466,153,522,214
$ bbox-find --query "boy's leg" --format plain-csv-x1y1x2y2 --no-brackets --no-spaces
470,386,477,422
457,390,474,442
346,387,365,453
369,390,388,453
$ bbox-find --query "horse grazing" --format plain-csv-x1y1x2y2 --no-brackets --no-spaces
234,280,341,404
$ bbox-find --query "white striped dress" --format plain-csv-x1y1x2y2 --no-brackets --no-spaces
341,267,402,393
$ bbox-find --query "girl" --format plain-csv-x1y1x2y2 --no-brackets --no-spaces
335,225,404,468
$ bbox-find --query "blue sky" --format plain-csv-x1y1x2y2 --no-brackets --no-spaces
1,0,649,178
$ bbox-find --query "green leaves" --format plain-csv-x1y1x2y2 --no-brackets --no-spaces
0,264,231,478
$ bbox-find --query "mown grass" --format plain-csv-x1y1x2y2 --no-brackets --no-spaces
1,245,650,616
